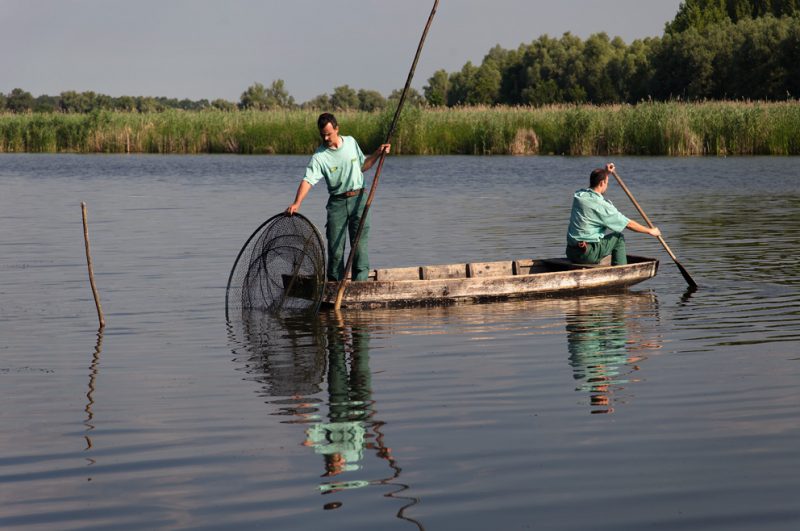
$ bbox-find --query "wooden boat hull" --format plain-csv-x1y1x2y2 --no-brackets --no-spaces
319,255,659,309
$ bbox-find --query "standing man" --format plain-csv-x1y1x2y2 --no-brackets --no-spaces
287,113,390,281
566,162,661,266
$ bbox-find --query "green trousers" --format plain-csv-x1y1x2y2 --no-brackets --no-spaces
566,232,627,266
326,194,370,281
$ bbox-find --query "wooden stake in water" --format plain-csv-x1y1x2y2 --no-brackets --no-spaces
81,202,105,328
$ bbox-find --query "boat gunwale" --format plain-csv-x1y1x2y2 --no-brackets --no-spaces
320,256,659,309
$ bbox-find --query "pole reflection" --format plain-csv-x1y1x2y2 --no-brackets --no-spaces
227,310,424,530
83,328,104,477
565,292,662,414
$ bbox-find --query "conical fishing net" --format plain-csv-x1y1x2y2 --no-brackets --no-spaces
226,213,326,319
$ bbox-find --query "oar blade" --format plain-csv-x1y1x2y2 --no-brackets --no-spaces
675,259,698,289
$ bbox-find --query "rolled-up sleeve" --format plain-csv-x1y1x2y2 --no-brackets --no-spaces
598,202,629,233
303,157,323,186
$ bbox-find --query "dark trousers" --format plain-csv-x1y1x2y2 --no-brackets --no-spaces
326,194,370,281
566,233,627,266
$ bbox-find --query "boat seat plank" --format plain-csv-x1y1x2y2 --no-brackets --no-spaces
467,260,515,278
375,266,421,281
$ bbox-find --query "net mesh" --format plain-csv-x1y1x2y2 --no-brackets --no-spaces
226,213,326,319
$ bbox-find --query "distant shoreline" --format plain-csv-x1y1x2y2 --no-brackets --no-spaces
2,101,798,156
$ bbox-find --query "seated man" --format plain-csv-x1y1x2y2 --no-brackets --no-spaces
566,162,661,266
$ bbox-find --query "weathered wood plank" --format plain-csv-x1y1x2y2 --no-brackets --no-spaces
375,266,421,281
467,260,514,278
421,263,468,280
513,259,551,275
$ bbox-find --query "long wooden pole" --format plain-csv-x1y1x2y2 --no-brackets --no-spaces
610,171,698,289
81,202,106,328
334,0,439,310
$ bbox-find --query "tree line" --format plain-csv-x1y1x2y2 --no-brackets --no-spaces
0,80,426,114
2,0,799,114
426,2,800,106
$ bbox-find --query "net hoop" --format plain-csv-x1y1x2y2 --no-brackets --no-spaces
225,213,326,320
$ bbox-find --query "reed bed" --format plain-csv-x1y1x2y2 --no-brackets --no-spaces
1,101,799,155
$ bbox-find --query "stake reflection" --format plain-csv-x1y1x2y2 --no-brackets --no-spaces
83,328,104,476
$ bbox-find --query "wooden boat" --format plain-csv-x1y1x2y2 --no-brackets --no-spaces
318,255,659,309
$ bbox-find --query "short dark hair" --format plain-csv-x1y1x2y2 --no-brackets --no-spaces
317,112,338,130
590,168,609,188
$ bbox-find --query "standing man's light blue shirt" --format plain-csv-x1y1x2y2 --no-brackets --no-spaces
303,135,366,196
566,188,630,245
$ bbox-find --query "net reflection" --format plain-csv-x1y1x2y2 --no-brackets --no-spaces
227,311,424,529
565,292,663,414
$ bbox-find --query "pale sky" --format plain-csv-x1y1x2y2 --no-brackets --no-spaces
0,0,683,103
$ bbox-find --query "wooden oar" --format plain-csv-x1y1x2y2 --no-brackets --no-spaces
334,0,440,310
611,170,698,289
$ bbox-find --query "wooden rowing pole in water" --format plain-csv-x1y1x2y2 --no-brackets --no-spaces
611,170,698,289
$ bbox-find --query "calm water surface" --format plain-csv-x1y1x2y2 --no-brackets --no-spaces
1,154,798,530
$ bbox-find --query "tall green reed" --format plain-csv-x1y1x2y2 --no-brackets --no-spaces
1,101,798,155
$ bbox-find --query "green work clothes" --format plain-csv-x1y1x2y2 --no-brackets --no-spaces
326,193,370,281
303,136,366,196
566,188,630,266
566,232,628,266
303,136,370,281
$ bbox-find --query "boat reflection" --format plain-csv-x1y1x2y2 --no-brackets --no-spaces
564,292,663,414
227,311,424,529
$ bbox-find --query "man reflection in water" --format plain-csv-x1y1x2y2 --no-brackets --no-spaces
232,316,422,526
566,301,647,414
304,322,375,491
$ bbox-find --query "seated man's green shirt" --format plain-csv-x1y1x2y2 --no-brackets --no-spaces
303,136,366,195
566,188,629,245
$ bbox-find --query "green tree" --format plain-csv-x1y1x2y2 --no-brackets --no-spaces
578,33,622,103
388,87,426,107
726,15,794,98
94,93,114,110
59,90,87,112
606,37,659,102
781,13,800,96
114,95,137,112
303,94,331,109
447,61,479,105
470,60,502,105
239,80,295,110
357,89,387,111
136,96,163,113
666,0,800,34
266,79,295,108
238,83,266,109
501,33,587,106
33,94,58,112
330,85,359,110
6,88,35,113
211,98,236,111
650,25,722,99
423,69,449,106
666,0,729,34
